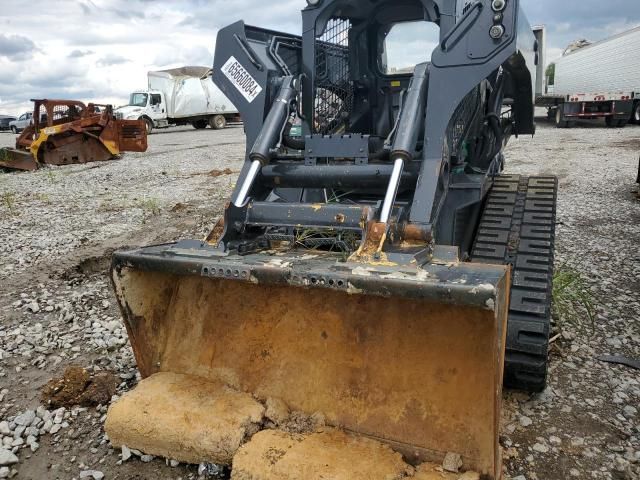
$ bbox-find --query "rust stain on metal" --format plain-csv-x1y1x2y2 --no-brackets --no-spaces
354,221,387,258
112,267,509,478
205,218,226,245
402,223,432,243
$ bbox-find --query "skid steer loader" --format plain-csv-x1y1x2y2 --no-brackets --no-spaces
0,100,147,171
106,0,557,478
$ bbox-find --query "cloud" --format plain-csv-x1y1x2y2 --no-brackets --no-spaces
79,2,92,15
109,7,145,20
1,0,640,116
68,49,94,58
96,54,131,66
153,45,213,69
0,33,38,60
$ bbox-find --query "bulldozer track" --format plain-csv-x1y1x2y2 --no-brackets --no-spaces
472,175,558,392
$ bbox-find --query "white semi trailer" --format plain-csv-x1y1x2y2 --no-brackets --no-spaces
536,26,640,128
116,66,239,133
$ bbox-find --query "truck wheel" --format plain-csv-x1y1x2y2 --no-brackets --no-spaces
10,126,17,134
192,120,208,129
210,115,227,130
605,117,625,128
143,118,154,134
632,103,640,124
555,108,569,128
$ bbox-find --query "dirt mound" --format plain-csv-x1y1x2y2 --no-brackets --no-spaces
42,366,118,408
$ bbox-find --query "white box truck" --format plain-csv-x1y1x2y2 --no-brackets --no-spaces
116,66,239,133
536,26,640,128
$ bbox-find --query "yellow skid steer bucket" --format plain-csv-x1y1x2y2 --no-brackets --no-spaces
108,245,509,479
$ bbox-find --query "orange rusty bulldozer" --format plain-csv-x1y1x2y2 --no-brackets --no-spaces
0,99,147,171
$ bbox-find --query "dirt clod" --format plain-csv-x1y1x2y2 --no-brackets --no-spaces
171,202,189,212
232,429,412,480
41,366,117,408
264,397,290,427
105,372,265,465
207,168,234,177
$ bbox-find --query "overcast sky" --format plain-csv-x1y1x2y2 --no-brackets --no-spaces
1,0,639,116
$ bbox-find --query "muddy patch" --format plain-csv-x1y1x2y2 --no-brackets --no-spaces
611,138,640,151
42,366,118,408
207,168,235,177
72,253,112,276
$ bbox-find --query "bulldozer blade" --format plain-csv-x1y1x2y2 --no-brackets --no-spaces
0,148,37,171
109,242,510,478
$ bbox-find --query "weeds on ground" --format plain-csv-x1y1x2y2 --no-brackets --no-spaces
46,169,58,184
136,197,161,220
36,193,51,203
1,190,18,215
552,263,597,332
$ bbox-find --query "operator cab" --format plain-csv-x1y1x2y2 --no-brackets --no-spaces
298,0,444,141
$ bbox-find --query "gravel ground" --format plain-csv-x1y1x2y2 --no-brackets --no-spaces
0,118,638,480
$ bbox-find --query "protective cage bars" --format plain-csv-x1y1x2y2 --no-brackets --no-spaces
39,104,84,127
314,18,354,134
447,86,482,160
272,36,302,76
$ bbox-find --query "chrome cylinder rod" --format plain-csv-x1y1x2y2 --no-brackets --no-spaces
379,157,404,224
233,159,262,207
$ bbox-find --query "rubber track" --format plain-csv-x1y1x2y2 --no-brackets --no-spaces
471,175,558,392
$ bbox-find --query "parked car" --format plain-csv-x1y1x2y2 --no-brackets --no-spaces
9,112,33,133
0,115,16,132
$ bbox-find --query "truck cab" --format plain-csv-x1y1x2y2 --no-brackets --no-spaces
9,111,34,133
116,90,168,133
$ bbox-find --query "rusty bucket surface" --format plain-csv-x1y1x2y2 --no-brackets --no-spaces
0,148,37,171
110,243,510,478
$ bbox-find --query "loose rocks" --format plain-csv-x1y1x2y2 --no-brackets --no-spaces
79,470,104,480
0,450,18,467
442,452,463,473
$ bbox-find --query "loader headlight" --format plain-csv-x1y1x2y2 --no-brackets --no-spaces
490,25,505,39
307,0,321,6
491,0,506,12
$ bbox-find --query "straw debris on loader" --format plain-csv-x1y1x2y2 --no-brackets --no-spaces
106,0,557,478
0,99,147,171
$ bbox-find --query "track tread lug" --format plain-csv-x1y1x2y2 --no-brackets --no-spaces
471,175,558,393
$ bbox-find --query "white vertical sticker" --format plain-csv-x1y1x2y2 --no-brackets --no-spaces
221,56,263,103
